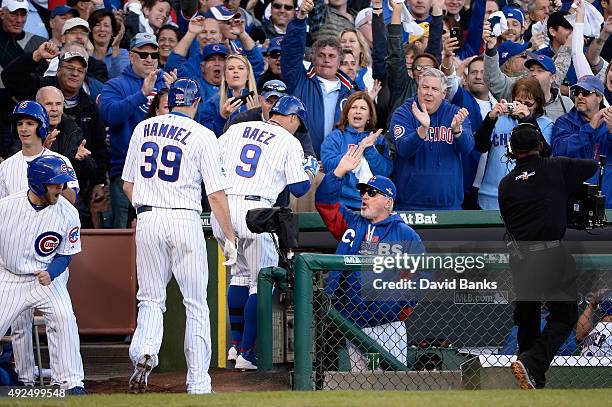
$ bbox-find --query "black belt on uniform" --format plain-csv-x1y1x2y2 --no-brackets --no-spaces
244,195,261,201
136,205,192,215
526,240,561,252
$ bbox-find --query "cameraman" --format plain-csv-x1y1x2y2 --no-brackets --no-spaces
498,123,598,390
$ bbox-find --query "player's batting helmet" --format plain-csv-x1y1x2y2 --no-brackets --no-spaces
11,100,50,140
270,96,308,127
27,156,76,197
168,78,201,108
599,291,612,316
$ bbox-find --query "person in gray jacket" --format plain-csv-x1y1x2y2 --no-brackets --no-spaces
482,20,573,122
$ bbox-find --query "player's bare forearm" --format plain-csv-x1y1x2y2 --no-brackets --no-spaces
208,190,235,242
61,188,76,205
576,304,597,340
123,181,134,203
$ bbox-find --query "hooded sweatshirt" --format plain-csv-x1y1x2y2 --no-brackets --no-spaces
390,98,474,210
315,173,425,328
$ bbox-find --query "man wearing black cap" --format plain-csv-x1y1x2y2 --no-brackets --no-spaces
498,123,598,389
223,79,315,206
535,11,604,89
48,5,79,47
552,75,612,207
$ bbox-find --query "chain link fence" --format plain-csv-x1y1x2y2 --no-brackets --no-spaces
286,244,612,391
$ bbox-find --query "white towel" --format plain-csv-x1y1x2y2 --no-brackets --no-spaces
353,157,373,183
564,2,605,38
386,0,425,37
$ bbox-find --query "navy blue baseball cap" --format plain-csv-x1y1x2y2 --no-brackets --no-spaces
570,75,605,96
502,6,524,25
51,5,79,19
498,40,530,66
202,43,228,60
267,36,283,54
356,176,396,200
525,54,556,74
261,80,287,100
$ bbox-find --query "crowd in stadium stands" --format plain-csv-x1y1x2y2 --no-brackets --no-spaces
0,0,611,228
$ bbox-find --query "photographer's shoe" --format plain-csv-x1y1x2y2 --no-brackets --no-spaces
511,360,536,390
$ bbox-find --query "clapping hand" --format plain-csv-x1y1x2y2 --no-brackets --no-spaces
451,107,469,134
334,144,365,177
360,129,383,149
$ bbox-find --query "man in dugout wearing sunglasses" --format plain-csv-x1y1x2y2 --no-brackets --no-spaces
314,144,426,370
551,75,612,208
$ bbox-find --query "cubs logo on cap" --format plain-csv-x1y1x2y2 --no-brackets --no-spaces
19,101,29,109
68,226,79,244
34,231,63,257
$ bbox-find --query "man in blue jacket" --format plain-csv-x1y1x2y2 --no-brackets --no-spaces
390,67,473,210
99,33,166,228
551,75,612,208
281,0,354,158
315,144,425,367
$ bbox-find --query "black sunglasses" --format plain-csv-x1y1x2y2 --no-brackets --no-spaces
573,88,595,98
360,188,382,198
132,50,159,60
268,51,281,59
262,83,287,93
272,3,294,10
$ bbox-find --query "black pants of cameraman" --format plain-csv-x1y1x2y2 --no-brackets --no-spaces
510,244,579,388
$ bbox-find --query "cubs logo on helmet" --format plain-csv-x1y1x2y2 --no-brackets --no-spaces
35,231,63,257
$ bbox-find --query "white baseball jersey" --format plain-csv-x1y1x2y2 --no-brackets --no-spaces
0,149,80,199
0,191,84,389
122,112,229,211
0,192,81,275
581,321,612,356
218,121,308,200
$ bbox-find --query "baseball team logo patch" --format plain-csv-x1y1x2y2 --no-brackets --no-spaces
393,125,405,139
34,232,63,257
68,226,80,244
19,101,29,109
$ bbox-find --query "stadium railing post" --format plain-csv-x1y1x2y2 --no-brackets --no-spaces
257,267,288,371
294,254,314,390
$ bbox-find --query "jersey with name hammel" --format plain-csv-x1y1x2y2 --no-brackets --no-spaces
390,98,474,210
218,121,308,201
122,112,230,212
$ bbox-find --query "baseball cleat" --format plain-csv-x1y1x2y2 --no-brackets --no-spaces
511,360,536,390
235,349,257,371
227,346,238,362
129,354,153,393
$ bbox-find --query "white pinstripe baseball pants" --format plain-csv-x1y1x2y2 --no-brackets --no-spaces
129,208,212,394
0,268,84,389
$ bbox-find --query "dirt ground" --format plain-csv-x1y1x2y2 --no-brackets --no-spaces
84,368,291,394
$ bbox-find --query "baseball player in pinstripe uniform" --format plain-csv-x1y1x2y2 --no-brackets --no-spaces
0,101,83,390
212,96,319,370
0,155,85,394
122,78,237,394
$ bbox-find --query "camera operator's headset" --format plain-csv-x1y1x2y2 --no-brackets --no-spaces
506,122,544,160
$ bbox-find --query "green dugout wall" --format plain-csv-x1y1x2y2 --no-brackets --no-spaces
158,210,612,371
